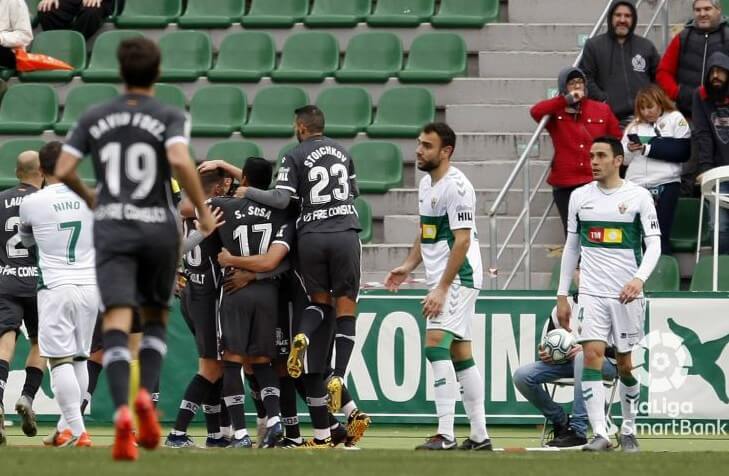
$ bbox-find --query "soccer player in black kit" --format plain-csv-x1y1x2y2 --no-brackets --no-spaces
55,37,215,461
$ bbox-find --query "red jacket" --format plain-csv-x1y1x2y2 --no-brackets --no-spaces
530,95,622,188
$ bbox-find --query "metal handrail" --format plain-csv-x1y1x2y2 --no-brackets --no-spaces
487,0,670,289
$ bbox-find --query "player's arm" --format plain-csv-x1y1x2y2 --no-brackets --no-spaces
167,143,215,234
197,160,243,182
242,187,292,210
620,195,662,303
556,192,582,330
385,233,422,291
17,202,35,248
218,243,289,272
56,152,96,209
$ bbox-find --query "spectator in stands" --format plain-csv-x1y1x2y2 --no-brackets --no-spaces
692,51,729,254
580,0,659,126
0,0,33,70
37,0,115,40
622,85,691,255
530,67,622,236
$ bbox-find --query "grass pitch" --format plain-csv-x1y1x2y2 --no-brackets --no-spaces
1,425,728,476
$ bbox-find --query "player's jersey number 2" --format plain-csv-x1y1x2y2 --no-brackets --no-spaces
5,216,28,259
308,164,349,205
100,142,157,199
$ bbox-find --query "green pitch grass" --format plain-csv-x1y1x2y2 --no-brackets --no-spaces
2,425,728,476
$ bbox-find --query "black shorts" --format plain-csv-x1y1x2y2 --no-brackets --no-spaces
274,271,309,360
0,295,38,339
297,230,361,300
94,221,180,310
180,287,219,359
90,309,144,353
220,280,279,358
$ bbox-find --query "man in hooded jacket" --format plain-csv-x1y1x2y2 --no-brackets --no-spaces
579,0,659,125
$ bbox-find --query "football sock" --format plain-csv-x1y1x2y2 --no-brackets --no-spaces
582,367,608,438
51,363,84,437
80,360,103,414
174,374,211,433
334,316,356,378
328,413,339,427
72,361,88,416
203,378,223,437
21,366,44,401
0,359,9,404
219,395,232,439
341,384,357,418
280,376,301,439
619,375,640,436
102,329,131,409
298,304,331,340
252,362,281,427
222,361,247,433
246,373,267,419
139,321,167,393
425,345,457,441
152,377,160,407
293,374,307,400
304,373,331,440
454,359,489,441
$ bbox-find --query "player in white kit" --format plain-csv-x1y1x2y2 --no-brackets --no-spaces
556,136,661,452
18,142,98,447
386,123,490,451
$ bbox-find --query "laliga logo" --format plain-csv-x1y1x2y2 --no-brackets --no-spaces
632,330,691,393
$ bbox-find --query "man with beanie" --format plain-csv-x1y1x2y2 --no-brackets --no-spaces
580,0,659,125
531,67,622,236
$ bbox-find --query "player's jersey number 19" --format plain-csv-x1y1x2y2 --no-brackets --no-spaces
100,142,157,199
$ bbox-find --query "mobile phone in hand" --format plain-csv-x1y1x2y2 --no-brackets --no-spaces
627,133,641,144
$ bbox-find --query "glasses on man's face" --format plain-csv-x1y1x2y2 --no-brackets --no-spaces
567,78,585,87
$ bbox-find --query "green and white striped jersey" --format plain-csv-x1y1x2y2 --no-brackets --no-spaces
418,166,482,290
567,180,660,298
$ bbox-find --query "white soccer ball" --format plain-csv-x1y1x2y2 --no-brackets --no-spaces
542,328,576,364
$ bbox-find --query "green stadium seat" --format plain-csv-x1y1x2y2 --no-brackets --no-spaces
354,196,373,243
547,261,577,292
367,87,435,138
19,30,86,82
115,0,182,27
689,256,729,291
154,83,187,109
670,198,711,252
0,139,45,188
316,87,372,138
350,141,403,193
207,141,263,169
241,87,308,137
304,0,371,27
431,0,499,28
54,84,118,135
207,32,276,82
159,31,212,82
335,32,403,83
272,141,299,184
82,30,144,82
271,32,339,82
190,86,246,137
240,0,308,28
367,0,434,27
0,84,58,134
0,68,14,81
398,32,467,82
644,255,680,292
178,0,245,28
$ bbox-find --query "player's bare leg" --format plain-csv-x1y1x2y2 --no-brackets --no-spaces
417,330,457,450
450,341,491,450
222,352,252,448
0,330,16,446
15,340,45,438
135,307,169,450
616,352,640,452
581,340,612,452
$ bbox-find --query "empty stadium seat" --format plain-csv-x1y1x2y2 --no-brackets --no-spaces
305,0,371,27
431,0,499,27
190,86,246,137
19,30,86,82
207,141,264,169
0,139,45,188
271,32,339,82
159,31,212,81
0,84,58,134
367,0,434,27
398,33,467,82
241,0,308,28
207,32,276,82
644,255,680,292
115,0,182,27
316,87,372,137
55,84,118,135
82,30,144,82
241,87,308,137
350,141,403,192
178,0,245,28
0,69,14,81
154,83,187,109
670,198,711,252
354,196,373,243
367,87,435,138
689,256,729,291
335,32,403,83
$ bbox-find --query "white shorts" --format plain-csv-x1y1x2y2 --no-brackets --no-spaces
575,294,645,354
38,285,100,359
426,284,478,341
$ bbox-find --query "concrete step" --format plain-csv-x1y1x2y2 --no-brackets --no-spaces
479,51,577,78
507,0,690,25
446,104,535,133
362,188,553,218
412,160,551,189
455,132,553,161
360,271,554,291
383,215,564,245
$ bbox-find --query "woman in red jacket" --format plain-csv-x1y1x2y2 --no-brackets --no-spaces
531,67,622,236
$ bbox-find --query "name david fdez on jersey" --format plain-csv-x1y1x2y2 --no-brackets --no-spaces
87,111,166,141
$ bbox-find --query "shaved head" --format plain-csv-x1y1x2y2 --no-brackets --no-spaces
16,151,41,181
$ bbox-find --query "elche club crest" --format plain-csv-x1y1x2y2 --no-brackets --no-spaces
618,202,627,214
